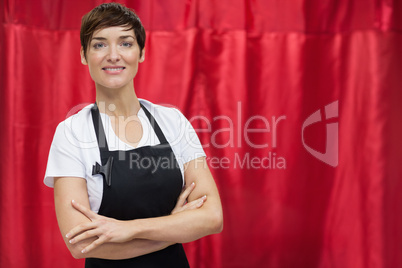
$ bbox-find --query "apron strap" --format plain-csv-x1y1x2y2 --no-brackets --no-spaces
91,103,109,153
91,102,169,152
140,104,168,144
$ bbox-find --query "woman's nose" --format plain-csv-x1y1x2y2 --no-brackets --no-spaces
107,45,121,62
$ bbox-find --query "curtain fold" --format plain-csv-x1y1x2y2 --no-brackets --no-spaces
1,0,401,267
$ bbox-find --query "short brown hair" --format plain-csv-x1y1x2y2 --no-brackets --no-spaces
80,3,146,59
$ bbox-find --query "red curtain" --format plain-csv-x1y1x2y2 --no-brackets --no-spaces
1,0,401,267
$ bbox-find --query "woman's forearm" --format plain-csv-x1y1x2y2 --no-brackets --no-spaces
73,238,173,260
127,158,223,243
54,177,173,260
129,197,223,243
64,158,223,254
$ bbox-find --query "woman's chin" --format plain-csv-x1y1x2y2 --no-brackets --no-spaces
97,81,132,91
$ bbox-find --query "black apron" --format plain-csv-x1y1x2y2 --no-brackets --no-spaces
85,103,190,268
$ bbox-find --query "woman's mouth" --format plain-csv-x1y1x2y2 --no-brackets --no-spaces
102,67,125,71
102,66,126,74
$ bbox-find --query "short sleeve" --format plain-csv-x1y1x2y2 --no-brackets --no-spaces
175,109,206,164
44,121,86,187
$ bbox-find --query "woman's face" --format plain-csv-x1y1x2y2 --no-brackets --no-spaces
81,26,145,90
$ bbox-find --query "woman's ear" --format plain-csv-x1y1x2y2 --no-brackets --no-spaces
80,47,88,65
139,48,145,63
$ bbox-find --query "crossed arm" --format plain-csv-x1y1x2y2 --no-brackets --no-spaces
54,157,223,260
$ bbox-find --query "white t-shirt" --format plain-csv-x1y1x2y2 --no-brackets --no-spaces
44,99,206,213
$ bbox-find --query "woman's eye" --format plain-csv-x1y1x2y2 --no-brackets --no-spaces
93,43,105,49
121,42,133,47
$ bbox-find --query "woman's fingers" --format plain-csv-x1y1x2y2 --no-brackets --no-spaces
172,195,207,214
183,195,207,210
66,200,132,253
178,182,195,205
171,182,195,214
81,235,109,254
66,200,102,240
71,200,98,221
68,226,101,244
66,221,97,240
172,182,208,214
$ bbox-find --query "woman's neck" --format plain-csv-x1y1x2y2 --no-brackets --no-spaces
95,84,141,118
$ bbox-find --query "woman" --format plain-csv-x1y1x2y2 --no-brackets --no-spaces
44,3,223,267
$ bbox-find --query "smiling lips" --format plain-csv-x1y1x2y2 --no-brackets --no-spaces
102,66,126,74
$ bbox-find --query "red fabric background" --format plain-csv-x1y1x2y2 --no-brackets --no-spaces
1,0,402,267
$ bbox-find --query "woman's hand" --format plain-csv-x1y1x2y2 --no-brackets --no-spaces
67,183,207,254
66,200,133,254
171,182,207,215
